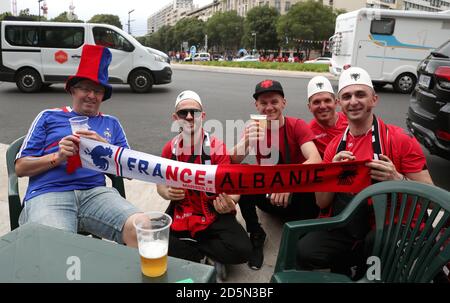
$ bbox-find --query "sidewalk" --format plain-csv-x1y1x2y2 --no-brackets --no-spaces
0,143,283,283
172,62,338,80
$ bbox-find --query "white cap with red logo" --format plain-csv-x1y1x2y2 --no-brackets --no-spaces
338,67,373,93
307,76,334,99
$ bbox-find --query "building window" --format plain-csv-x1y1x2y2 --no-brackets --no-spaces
285,1,291,11
275,0,281,12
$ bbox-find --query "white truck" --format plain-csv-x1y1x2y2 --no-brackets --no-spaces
329,8,450,93
0,20,172,93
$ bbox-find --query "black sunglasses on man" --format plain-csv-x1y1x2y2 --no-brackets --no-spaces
176,108,202,119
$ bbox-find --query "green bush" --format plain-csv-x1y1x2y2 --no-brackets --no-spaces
180,61,329,72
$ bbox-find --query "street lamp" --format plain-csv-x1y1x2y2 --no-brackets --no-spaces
38,0,43,21
128,9,135,35
251,32,257,54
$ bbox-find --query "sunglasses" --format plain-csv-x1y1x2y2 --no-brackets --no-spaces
176,108,202,119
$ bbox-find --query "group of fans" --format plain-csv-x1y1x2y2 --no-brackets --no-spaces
14,44,441,282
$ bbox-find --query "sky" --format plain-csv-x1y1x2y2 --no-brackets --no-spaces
9,0,211,36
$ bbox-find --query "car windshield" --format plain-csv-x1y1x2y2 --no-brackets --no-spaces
434,40,450,57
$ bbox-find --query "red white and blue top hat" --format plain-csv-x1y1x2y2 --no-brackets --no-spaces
65,44,113,101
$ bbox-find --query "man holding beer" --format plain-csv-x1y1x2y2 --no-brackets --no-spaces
230,79,322,270
15,44,146,247
157,90,252,281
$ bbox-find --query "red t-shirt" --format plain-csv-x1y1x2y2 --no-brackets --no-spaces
256,116,315,164
161,134,230,216
324,123,426,173
323,120,427,228
309,112,348,157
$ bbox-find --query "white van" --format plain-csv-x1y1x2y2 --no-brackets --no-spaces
329,9,450,93
0,20,172,93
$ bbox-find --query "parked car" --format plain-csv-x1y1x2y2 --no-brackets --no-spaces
234,55,260,62
184,52,211,62
304,57,332,64
212,54,224,61
406,39,450,160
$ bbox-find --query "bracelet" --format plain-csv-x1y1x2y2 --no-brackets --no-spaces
50,153,58,167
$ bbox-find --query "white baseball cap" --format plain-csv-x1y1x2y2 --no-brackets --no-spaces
307,76,334,100
175,90,202,108
338,67,373,93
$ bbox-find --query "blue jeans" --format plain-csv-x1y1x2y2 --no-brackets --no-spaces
19,187,140,244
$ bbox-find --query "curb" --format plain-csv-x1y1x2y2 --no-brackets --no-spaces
171,63,338,80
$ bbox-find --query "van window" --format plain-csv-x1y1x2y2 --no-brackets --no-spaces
93,27,134,52
370,18,395,35
5,26,39,47
40,27,84,48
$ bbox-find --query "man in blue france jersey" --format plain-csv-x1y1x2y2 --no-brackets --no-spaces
15,45,146,247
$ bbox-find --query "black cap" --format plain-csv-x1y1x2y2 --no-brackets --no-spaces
253,79,284,100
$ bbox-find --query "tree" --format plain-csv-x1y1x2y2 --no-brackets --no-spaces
139,25,176,53
206,11,244,53
277,0,335,58
0,12,12,21
17,8,45,21
242,5,279,52
173,18,205,51
88,14,122,29
51,11,84,23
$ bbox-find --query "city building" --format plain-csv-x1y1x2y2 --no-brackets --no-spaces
186,0,222,21
173,0,316,25
147,0,194,33
402,0,450,11
221,0,314,16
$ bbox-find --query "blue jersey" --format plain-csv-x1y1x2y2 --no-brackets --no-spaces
17,106,129,202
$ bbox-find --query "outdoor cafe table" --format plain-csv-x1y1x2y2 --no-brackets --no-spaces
0,223,216,283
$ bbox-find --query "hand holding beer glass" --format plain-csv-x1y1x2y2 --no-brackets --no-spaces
133,211,172,277
69,116,90,134
248,114,267,154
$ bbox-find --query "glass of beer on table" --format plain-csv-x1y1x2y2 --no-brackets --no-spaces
133,211,172,277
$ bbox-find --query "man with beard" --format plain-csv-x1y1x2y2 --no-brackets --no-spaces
157,90,251,281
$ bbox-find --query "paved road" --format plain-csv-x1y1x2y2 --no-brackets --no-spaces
0,68,449,190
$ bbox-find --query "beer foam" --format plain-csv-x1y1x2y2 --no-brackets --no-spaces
139,240,168,259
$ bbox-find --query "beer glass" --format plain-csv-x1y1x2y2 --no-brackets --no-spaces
133,211,172,277
69,116,89,134
250,114,267,130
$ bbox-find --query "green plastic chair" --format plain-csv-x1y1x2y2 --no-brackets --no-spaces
271,181,450,283
6,136,126,231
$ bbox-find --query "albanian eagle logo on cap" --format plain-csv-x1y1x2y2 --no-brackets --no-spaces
260,80,273,88
350,73,360,81
316,82,324,89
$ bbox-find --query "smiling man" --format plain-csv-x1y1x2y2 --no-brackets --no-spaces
307,76,348,157
297,67,433,279
230,79,322,270
157,90,251,281
15,45,146,247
